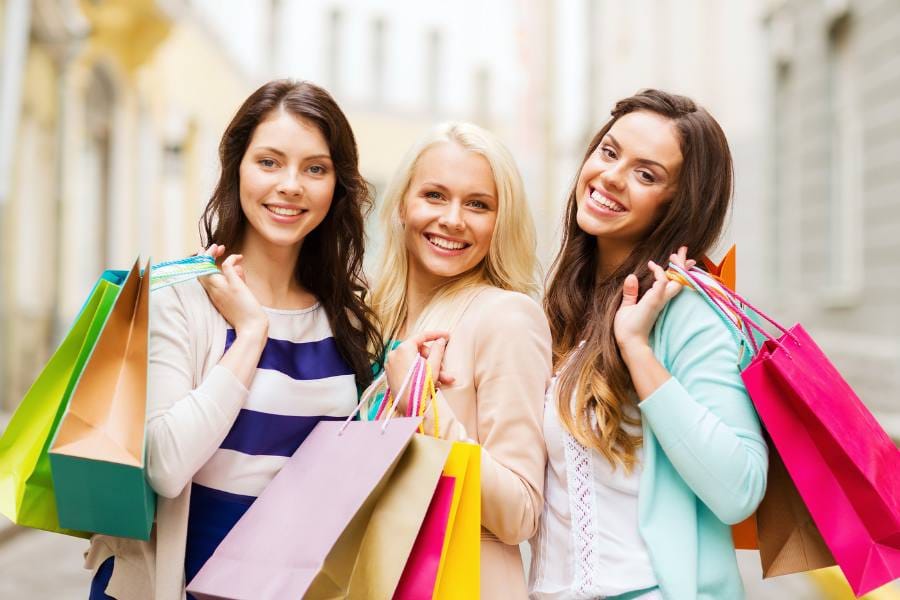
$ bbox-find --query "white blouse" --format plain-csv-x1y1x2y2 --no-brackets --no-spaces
529,376,661,600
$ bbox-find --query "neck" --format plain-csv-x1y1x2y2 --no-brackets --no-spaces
234,231,303,307
402,260,446,337
595,237,634,280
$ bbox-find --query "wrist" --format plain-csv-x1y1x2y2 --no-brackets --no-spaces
618,340,654,367
236,319,269,347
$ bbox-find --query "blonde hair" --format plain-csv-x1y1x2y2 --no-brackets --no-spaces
371,122,538,340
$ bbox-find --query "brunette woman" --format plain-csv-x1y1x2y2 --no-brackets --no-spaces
530,90,767,600
86,80,381,600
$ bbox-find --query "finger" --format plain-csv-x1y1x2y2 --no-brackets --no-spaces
663,280,683,302
438,373,456,387
408,330,450,350
221,254,242,285
426,338,446,375
648,260,668,283
686,259,697,269
621,274,640,307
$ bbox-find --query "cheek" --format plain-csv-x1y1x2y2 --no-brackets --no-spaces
472,215,497,250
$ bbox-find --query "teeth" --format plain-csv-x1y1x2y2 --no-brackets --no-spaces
591,190,625,212
267,205,303,216
426,235,467,250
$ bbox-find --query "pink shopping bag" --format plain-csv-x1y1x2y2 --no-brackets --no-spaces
394,475,456,600
671,265,900,597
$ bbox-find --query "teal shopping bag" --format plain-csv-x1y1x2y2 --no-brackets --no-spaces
49,258,155,540
0,271,124,536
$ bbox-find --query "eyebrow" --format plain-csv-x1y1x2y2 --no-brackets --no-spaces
420,181,496,200
252,146,332,161
605,134,671,176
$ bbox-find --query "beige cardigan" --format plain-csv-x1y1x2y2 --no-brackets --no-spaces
85,279,249,600
85,282,551,600
417,286,552,599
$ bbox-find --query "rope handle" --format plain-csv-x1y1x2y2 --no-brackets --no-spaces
341,357,420,434
668,264,799,356
149,255,220,291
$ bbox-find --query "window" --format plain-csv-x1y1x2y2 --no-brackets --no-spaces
326,7,343,94
426,29,442,115
371,17,386,106
824,14,862,302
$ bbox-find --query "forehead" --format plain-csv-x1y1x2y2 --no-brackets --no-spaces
412,142,496,194
606,110,682,168
247,109,330,154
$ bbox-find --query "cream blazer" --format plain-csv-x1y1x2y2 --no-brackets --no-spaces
418,286,552,599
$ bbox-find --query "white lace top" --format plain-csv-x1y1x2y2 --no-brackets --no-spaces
528,374,660,599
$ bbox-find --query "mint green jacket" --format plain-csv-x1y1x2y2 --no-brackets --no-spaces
638,288,768,599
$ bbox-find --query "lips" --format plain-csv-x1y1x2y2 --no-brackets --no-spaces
588,187,626,213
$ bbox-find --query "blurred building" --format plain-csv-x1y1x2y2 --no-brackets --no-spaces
0,0,251,410
759,0,900,439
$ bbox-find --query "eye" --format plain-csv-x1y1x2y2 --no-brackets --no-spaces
637,170,656,184
259,158,277,168
600,146,617,160
307,164,327,175
467,199,489,210
424,190,443,200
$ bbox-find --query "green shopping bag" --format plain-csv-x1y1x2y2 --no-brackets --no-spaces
49,259,154,540
0,271,124,536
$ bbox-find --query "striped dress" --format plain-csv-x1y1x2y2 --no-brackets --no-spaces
183,304,357,590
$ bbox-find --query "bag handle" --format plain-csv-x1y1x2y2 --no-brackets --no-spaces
668,264,800,356
149,255,220,291
341,356,421,434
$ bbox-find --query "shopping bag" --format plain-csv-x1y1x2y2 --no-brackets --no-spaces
757,444,835,576
344,360,454,598
394,475,456,599
0,271,122,536
49,258,155,540
669,264,900,596
433,441,480,599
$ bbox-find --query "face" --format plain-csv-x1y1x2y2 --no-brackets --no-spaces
238,109,336,253
401,141,498,285
575,110,683,258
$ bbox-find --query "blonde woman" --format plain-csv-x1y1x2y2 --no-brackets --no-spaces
370,122,552,598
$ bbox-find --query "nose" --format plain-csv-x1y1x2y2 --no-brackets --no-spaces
438,201,465,231
599,162,626,192
277,170,303,198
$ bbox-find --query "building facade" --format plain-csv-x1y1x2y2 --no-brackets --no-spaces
761,0,900,438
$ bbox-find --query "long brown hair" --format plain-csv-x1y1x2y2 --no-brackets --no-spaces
200,79,381,388
544,89,733,470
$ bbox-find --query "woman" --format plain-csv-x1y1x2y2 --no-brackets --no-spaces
86,80,381,599
530,90,767,599
371,122,552,598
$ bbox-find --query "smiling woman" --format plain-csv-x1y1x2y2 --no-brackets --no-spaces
83,80,382,600
367,122,552,599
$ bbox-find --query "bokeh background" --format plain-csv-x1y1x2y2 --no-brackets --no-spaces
0,0,898,598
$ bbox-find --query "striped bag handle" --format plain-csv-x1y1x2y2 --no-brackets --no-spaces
149,255,220,291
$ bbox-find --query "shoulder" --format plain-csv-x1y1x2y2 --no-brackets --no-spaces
150,278,220,332
653,287,743,359
470,287,548,331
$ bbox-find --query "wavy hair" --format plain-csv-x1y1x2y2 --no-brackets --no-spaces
200,79,381,387
371,122,539,340
545,89,734,470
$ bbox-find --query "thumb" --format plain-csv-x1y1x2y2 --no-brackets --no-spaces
426,338,446,377
663,280,683,302
621,274,640,307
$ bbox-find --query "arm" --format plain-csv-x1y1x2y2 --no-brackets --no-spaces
424,293,552,544
617,263,767,524
146,251,268,498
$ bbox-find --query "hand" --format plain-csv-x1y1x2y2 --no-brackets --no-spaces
198,244,268,342
384,331,453,414
614,260,684,361
668,246,697,271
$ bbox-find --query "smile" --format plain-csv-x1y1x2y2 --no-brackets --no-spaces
264,204,307,217
425,233,471,252
589,188,626,213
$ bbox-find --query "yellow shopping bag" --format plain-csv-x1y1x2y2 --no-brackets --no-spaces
433,441,480,599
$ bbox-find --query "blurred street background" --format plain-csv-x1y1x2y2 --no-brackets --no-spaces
0,0,898,597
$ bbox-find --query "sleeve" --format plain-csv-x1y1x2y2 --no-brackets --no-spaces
638,290,768,524
144,286,249,498
424,293,552,544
